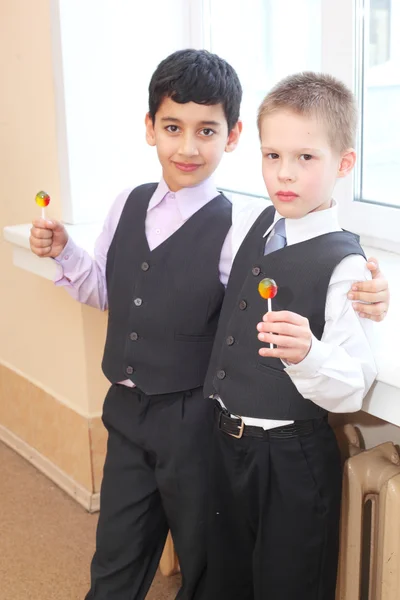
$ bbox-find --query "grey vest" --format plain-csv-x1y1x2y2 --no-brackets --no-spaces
204,205,365,419
102,183,232,394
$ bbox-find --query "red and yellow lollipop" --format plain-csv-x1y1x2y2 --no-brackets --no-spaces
35,191,50,219
258,278,278,301
258,278,278,348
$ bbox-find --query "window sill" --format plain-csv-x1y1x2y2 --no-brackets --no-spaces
3,223,400,427
360,243,400,426
3,222,101,280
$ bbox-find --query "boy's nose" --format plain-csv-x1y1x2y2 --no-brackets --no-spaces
278,162,295,182
178,135,199,157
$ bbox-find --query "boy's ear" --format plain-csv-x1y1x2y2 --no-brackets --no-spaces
337,149,356,178
225,119,243,153
145,113,156,146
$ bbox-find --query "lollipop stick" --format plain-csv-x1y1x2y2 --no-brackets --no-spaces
268,298,273,349
41,207,45,220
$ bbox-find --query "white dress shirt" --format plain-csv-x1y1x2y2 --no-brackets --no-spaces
219,198,377,429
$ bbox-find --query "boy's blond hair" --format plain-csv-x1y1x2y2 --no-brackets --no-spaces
257,72,357,153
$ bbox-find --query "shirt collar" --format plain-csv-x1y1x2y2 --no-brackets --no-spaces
263,199,342,245
148,177,220,220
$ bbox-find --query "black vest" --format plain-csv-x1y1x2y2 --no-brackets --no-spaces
102,183,232,394
204,205,365,420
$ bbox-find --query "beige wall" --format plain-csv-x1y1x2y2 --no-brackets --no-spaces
0,0,108,500
1,0,85,407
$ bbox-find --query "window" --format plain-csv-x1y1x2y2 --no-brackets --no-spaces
293,0,400,248
370,0,391,66
52,0,399,247
356,0,400,209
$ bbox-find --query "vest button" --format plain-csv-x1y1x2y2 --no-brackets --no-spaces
126,366,134,375
217,369,226,380
134,298,143,306
141,262,150,272
239,300,247,310
130,332,138,341
226,336,235,346
252,266,261,276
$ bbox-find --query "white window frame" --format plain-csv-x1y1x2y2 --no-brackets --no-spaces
321,0,400,250
188,0,212,49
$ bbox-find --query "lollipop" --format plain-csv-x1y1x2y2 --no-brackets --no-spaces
35,191,50,219
258,278,278,349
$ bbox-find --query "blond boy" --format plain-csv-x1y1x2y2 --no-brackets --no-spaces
205,72,378,600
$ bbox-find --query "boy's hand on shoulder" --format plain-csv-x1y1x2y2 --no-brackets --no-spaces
30,219,68,258
257,311,312,364
348,257,389,322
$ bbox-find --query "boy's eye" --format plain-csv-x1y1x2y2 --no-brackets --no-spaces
300,154,313,161
200,128,215,137
166,125,180,133
265,153,279,159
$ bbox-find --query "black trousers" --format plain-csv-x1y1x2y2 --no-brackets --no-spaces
85,384,213,600
206,414,342,600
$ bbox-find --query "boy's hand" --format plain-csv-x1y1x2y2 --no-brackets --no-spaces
257,311,312,364
348,257,389,322
30,219,68,258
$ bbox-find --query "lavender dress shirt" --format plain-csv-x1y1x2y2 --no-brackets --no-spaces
54,177,232,388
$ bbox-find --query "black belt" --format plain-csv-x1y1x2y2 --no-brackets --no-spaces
215,404,324,440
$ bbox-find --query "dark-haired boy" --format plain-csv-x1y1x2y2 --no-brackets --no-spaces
30,49,242,600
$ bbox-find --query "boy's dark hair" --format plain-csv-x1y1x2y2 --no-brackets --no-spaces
148,49,242,132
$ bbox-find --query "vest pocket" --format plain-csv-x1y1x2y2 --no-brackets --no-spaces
175,333,215,343
255,362,288,379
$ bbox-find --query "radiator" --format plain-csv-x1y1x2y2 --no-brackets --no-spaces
336,441,400,600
